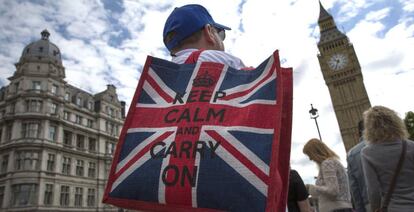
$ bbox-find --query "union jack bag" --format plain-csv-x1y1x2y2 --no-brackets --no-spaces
103,50,293,211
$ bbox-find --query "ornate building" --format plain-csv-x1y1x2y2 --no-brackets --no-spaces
316,2,371,151
0,30,125,211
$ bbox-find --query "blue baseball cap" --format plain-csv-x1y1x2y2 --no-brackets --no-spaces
163,4,231,51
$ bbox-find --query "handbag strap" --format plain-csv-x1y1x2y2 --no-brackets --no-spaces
381,140,407,209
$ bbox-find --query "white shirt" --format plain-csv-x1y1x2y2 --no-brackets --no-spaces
171,49,246,69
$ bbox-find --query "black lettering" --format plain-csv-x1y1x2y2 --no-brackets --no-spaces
191,127,200,135
187,90,199,103
193,141,206,158
199,90,212,102
179,141,192,159
213,91,226,102
162,165,179,186
208,141,220,158
181,166,198,187
184,127,192,134
207,108,226,122
193,108,204,122
150,142,166,158
176,127,183,135
173,92,185,104
165,142,177,158
164,109,178,123
177,108,191,123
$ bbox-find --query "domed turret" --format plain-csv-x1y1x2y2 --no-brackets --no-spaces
19,29,62,66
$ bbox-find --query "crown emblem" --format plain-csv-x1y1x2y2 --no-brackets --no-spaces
192,71,215,87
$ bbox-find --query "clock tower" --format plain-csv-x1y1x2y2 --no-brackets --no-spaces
316,1,371,151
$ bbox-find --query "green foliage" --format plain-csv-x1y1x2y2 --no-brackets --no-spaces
404,111,414,140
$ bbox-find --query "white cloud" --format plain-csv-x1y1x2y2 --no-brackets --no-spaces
0,0,413,184
365,8,391,22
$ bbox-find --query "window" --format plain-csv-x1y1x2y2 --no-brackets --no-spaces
106,121,116,135
87,119,93,128
62,157,71,175
21,122,40,138
26,99,42,112
76,134,85,150
0,128,2,143
10,102,15,113
0,186,4,208
5,123,12,141
88,138,96,152
76,160,84,176
88,101,93,110
76,97,82,106
88,162,96,178
87,188,95,207
1,155,8,173
15,151,39,171
64,92,70,101
50,102,57,114
49,125,57,141
63,130,72,146
44,184,53,205
60,185,69,206
46,154,55,171
14,82,20,93
32,81,41,91
11,184,38,206
63,111,70,120
51,84,58,95
106,141,115,154
74,187,83,207
75,115,82,125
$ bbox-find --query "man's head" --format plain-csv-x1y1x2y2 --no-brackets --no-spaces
163,4,231,54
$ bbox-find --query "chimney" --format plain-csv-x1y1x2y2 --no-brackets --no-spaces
121,101,126,118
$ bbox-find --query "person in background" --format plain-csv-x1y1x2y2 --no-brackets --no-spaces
303,138,352,212
288,169,313,212
163,4,246,68
361,106,414,211
347,120,370,212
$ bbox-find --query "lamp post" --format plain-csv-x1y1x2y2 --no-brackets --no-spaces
309,104,322,141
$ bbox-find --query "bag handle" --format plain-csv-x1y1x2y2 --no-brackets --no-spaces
380,140,407,210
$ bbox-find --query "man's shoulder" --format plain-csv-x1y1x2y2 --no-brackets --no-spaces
347,140,366,157
199,50,245,68
172,49,245,69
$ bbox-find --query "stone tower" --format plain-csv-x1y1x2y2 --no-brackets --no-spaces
316,2,371,151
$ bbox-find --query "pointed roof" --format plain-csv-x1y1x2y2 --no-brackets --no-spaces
318,1,332,21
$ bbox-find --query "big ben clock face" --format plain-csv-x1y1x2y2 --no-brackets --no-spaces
328,53,348,70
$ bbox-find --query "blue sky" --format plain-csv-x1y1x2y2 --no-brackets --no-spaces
0,0,414,183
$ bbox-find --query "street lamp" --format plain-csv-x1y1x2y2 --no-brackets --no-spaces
309,104,322,141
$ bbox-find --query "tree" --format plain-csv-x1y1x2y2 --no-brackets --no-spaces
404,111,414,140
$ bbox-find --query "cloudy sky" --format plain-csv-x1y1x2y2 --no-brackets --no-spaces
1,0,413,183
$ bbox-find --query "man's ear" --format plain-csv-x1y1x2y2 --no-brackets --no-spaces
202,25,216,44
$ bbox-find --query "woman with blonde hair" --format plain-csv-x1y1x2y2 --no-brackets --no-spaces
361,106,414,211
303,138,352,212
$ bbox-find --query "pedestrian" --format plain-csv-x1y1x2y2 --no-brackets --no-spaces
163,4,246,68
288,169,313,212
361,105,414,211
347,120,370,212
303,138,352,212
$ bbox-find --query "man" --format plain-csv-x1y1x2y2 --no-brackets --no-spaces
163,4,246,68
346,121,370,212
288,169,313,212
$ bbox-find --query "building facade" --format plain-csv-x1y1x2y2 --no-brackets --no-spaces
0,30,125,211
316,2,371,151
